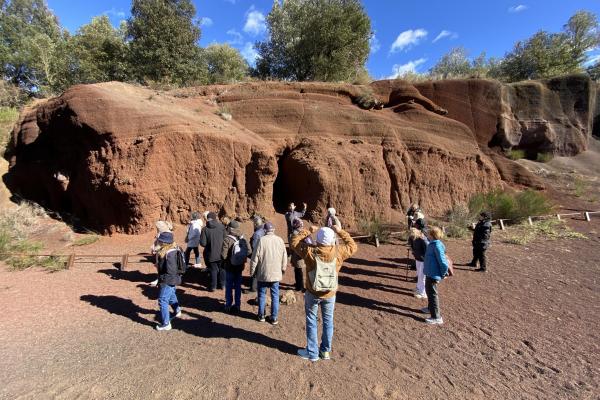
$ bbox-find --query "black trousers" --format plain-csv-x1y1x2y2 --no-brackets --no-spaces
209,261,225,290
425,277,440,319
294,267,305,291
185,246,200,265
471,246,487,270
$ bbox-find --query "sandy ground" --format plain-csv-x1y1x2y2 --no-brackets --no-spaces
0,213,599,399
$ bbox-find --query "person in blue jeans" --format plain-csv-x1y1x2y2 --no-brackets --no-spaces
221,220,248,314
250,222,287,325
291,224,357,362
422,226,452,325
155,232,183,331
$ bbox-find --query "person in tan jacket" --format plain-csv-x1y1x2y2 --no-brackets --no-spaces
291,225,357,362
250,222,287,325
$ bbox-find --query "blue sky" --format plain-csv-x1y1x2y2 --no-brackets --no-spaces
47,0,600,79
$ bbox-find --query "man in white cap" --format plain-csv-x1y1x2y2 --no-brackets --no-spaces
291,224,357,362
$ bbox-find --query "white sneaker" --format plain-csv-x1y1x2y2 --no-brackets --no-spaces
420,307,430,314
156,323,172,331
193,263,203,269
297,348,319,362
414,293,427,299
150,279,159,287
173,309,182,319
425,317,444,325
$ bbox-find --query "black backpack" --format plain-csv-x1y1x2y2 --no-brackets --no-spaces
163,247,187,275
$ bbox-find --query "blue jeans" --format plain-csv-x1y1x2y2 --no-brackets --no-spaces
304,291,336,359
158,284,180,326
258,281,279,319
225,270,243,308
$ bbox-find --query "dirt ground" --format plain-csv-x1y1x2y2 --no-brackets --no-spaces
0,208,599,399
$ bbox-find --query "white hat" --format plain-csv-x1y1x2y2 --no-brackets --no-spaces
327,207,336,216
316,227,336,246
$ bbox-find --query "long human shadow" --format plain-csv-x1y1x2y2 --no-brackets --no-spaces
345,257,404,269
335,291,424,321
341,266,415,282
79,293,297,354
338,275,414,297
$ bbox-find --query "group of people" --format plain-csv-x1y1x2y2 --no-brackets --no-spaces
148,201,491,360
406,204,492,324
150,202,356,362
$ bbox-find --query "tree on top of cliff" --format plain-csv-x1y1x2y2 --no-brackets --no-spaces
254,0,372,82
494,10,600,82
204,44,249,84
429,47,493,79
127,0,207,86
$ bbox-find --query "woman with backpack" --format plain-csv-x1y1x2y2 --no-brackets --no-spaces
291,225,357,362
221,220,248,314
155,231,184,331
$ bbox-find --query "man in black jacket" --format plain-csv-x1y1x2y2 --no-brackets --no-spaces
156,232,182,331
468,211,492,272
200,212,227,291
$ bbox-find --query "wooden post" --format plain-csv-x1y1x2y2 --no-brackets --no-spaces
374,234,380,248
528,216,533,226
556,214,561,221
121,254,129,271
499,219,505,230
67,254,75,269
584,212,591,222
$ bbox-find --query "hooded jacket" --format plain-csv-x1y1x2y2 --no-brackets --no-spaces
199,219,226,263
221,228,247,273
291,228,357,299
250,232,287,282
185,219,203,248
158,247,182,286
472,218,492,249
424,240,449,281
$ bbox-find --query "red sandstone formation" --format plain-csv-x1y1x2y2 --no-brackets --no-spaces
3,76,594,234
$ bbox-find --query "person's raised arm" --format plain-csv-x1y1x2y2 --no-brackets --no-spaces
332,226,357,261
290,228,314,259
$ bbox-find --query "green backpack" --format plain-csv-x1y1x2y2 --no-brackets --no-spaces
309,247,339,292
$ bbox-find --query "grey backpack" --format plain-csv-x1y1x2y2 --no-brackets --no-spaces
309,247,339,292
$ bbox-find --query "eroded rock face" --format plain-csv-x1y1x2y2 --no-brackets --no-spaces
414,74,594,158
6,77,587,234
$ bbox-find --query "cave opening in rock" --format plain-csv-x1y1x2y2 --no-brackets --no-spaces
272,147,294,213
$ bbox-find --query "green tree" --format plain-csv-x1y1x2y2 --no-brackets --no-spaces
429,47,491,79
70,16,130,84
204,44,248,84
255,0,372,81
0,0,68,94
496,10,600,82
588,61,600,81
127,0,206,85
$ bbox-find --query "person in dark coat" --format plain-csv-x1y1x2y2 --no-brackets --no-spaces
290,218,313,291
221,220,248,313
155,232,182,331
247,215,266,293
408,227,429,299
200,212,227,291
468,211,492,272
285,202,307,241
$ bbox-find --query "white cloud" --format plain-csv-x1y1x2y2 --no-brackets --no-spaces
508,5,528,13
200,17,213,27
388,58,427,78
226,29,244,45
584,53,600,66
244,7,266,36
433,30,458,43
369,34,381,54
103,7,126,18
241,42,259,65
390,29,428,53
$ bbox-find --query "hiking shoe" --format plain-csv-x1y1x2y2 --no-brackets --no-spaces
149,279,159,287
297,348,319,362
267,316,278,325
420,307,430,314
478,268,487,273
425,317,444,325
319,351,331,360
155,323,172,331
414,293,427,299
230,306,240,315
172,308,182,319
224,306,231,313
257,314,266,322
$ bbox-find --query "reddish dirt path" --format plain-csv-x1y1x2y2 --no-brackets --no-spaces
1,217,599,399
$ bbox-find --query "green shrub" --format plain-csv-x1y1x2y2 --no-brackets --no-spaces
502,219,586,245
536,152,553,163
444,204,471,238
72,234,100,247
358,215,390,244
469,189,552,222
508,149,526,160
354,90,377,110
0,106,19,155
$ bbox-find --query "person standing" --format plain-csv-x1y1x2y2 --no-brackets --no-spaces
221,220,248,314
323,208,342,230
250,222,287,325
155,232,183,331
408,227,429,299
184,212,203,268
290,218,313,291
200,212,226,291
285,202,307,241
291,225,357,362
422,227,451,325
468,211,492,272
247,216,266,293
149,220,173,287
